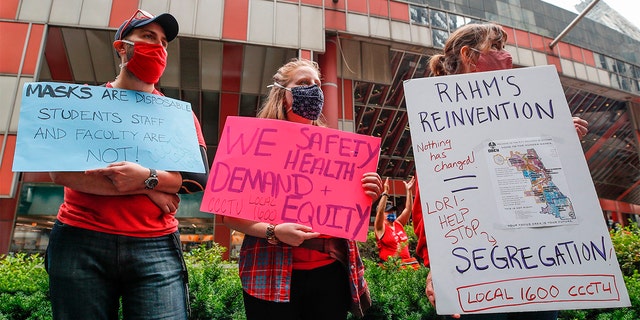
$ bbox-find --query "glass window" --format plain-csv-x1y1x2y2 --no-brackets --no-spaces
358,106,376,135
386,53,418,107
605,56,617,73
609,72,620,89
382,159,399,177
430,9,448,30
616,60,626,76
239,94,260,117
229,231,245,260
413,0,430,4
509,4,522,22
179,218,216,252
634,65,640,79
432,29,449,48
162,88,180,100
396,156,413,178
182,90,201,116
201,91,220,146
486,13,500,23
496,1,510,18
16,184,63,216
449,14,467,30
620,76,632,92
389,113,407,157
415,55,431,78
409,5,429,26
594,53,607,70
372,108,393,138
354,82,371,105
368,84,388,106
180,38,200,89
11,223,50,254
521,8,535,25
617,61,633,78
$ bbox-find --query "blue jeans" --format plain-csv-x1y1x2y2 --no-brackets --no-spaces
45,220,189,320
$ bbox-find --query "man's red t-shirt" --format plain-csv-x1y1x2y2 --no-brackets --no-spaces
56,83,206,237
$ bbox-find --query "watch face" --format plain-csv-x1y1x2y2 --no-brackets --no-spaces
145,177,158,189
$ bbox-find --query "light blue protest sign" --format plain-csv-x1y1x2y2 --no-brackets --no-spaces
13,82,205,173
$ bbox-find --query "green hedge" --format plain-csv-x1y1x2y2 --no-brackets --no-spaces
2,225,640,319
0,253,50,320
184,244,244,320
355,259,435,320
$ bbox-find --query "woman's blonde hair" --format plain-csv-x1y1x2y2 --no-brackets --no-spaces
428,23,507,76
257,58,326,126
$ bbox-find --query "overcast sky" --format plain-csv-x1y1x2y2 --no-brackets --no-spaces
543,0,640,29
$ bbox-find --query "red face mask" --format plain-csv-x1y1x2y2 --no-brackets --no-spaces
475,50,513,72
122,40,167,84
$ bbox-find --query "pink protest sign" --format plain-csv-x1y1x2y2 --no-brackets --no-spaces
200,116,381,241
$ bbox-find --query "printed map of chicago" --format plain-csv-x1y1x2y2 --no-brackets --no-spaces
502,148,574,219
487,137,576,228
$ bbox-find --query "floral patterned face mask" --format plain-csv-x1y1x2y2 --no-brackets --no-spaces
272,83,324,120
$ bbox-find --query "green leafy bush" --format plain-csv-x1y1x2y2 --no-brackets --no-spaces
353,258,434,320
0,253,51,320
610,223,640,277
185,244,245,320
0,292,51,320
3,227,640,320
0,253,48,294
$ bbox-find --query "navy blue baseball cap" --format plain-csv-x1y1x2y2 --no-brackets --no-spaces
385,203,397,212
115,9,179,42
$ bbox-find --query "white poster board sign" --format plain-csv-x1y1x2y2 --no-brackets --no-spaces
403,65,630,315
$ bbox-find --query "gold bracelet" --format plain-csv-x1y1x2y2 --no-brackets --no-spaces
266,224,280,244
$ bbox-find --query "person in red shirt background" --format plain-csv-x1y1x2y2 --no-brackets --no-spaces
375,176,419,269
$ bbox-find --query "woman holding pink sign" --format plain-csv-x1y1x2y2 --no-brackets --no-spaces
223,58,382,320
413,23,589,320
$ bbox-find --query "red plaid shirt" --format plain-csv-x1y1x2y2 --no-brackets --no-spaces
238,235,369,311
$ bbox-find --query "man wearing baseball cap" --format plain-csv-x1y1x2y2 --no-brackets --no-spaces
46,9,208,319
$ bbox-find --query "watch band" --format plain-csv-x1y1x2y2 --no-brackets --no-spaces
266,224,280,245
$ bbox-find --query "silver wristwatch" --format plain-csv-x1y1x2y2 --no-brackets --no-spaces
144,168,158,189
